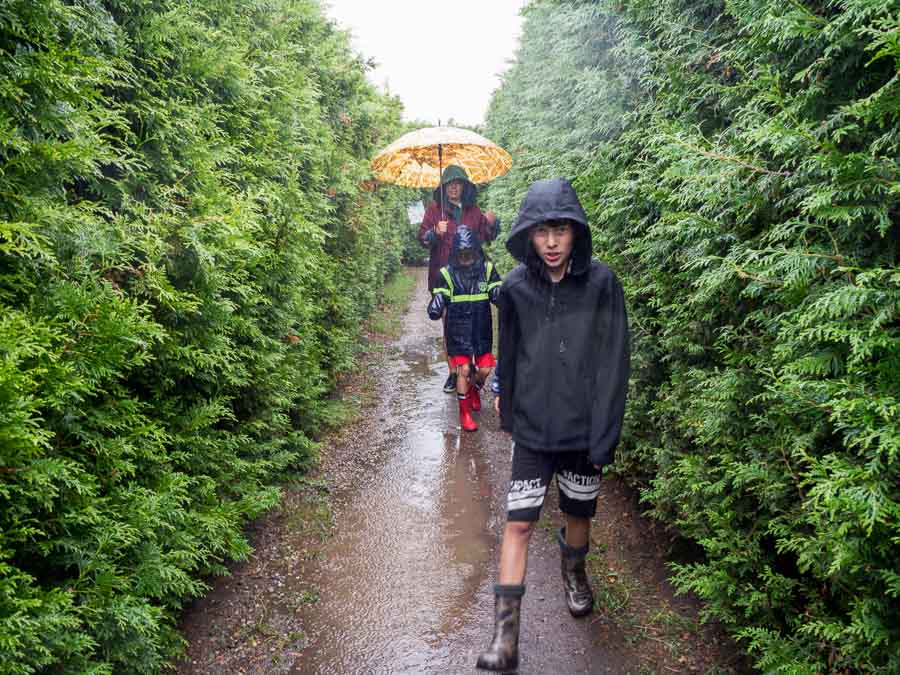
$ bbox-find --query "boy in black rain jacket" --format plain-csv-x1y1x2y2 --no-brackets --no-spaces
476,179,630,672
428,226,502,432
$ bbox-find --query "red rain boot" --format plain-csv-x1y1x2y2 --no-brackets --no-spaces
468,381,482,411
459,396,478,432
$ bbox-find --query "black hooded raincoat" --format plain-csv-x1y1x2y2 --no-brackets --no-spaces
497,179,630,467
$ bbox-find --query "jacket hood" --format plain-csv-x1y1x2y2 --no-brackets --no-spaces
433,164,477,208
506,178,592,277
450,226,485,266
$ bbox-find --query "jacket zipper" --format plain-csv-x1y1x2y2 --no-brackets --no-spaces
546,282,556,320
543,282,557,447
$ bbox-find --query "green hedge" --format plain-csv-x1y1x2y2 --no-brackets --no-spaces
486,0,899,671
0,0,409,671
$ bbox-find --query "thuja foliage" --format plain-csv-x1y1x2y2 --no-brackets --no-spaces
486,0,899,671
0,0,409,671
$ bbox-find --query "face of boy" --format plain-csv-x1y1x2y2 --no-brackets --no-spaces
445,180,463,202
530,220,574,274
456,249,476,267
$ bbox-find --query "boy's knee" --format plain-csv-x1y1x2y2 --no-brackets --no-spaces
505,520,535,539
565,514,591,528
458,362,471,377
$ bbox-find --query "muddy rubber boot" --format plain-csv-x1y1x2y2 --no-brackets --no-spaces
459,396,478,432
476,584,524,671
559,527,594,617
468,381,482,411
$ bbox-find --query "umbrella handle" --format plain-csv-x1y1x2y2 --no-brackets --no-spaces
438,143,444,220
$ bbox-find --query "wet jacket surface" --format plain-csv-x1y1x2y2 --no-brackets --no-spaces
428,227,502,357
419,166,500,291
497,178,630,467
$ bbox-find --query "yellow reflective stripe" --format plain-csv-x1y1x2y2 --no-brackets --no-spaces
434,288,452,297
440,267,454,299
485,262,500,290
451,293,490,302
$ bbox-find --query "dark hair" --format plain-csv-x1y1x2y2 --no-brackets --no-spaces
535,219,575,229
524,238,549,285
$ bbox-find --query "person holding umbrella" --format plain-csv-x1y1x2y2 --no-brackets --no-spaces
370,126,511,392
419,165,500,393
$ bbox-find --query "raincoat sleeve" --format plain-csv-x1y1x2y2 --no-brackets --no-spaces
487,264,502,304
476,209,500,243
488,215,501,241
427,268,451,320
588,274,631,467
419,203,440,248
497,281,519,432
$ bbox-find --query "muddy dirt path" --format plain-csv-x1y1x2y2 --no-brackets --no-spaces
177,268,748,674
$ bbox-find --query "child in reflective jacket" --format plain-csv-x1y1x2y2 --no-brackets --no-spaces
427,227,502,432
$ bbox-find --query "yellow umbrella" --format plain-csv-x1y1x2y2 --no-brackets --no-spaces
371,126,512,189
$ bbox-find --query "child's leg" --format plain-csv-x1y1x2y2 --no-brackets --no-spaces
564,515,590,549
456,361,471,395
556,453,602,617
465,360,483,411
477,444,552,669
455,361,478,431
498,520,534,585
498,444,553,583
475,366,492,389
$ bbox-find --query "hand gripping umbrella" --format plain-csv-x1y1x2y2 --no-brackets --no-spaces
371,126,512,218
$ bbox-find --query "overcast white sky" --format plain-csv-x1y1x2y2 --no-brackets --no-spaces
323,0,527,127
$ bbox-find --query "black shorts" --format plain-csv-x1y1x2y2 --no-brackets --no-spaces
506,443,602,522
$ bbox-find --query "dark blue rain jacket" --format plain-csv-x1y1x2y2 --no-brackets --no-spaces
428,227,501,357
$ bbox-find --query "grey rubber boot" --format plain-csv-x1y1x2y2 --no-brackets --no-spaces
559,527,594,617
476,584,524,672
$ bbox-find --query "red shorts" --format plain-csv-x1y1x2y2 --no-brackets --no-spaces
449,353,496,369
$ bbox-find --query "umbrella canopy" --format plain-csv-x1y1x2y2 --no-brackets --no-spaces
371,126,512,188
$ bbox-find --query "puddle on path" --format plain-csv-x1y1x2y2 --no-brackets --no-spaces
287,278,506,673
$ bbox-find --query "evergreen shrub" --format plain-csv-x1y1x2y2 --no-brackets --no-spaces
0,0,409,671
486,0,899,671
